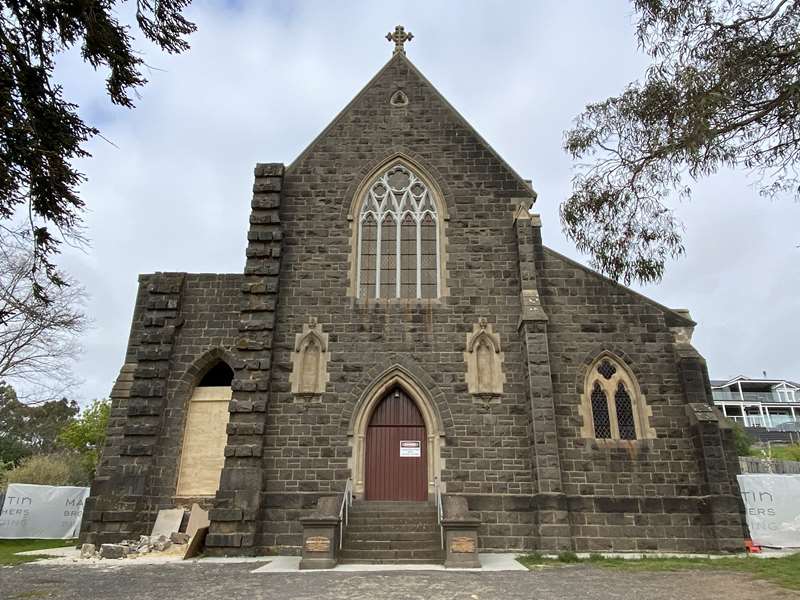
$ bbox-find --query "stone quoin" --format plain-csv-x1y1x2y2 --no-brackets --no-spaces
80,28,746,557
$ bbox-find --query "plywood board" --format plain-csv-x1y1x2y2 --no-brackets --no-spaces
183,526,208,560
176,387,231,497
185,503,210,539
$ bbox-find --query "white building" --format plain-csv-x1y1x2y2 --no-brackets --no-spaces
712,376,800,429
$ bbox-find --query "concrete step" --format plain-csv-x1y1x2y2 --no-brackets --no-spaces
347,513,437,522
338,549,444,561
341,539,441,551
338,557,443,565
344,521,439,535
351,501,434,511
343,530,440,542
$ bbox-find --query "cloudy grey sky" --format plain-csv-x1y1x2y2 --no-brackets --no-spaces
40,0,799,403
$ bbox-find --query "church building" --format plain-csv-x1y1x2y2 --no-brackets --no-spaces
81,28,746,560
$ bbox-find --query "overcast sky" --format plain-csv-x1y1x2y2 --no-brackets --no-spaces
39,0,799,403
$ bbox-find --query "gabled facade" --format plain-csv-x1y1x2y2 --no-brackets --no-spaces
81,38,746,557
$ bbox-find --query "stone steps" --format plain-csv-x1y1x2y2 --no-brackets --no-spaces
338,557,440,565
341,538,440,551
343,530,440,542
345,522,439,533
338,548,444,561
347,516,438,526
339,501,443,565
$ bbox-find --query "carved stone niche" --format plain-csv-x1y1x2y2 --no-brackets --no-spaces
289,317,330,396
464,318,505,396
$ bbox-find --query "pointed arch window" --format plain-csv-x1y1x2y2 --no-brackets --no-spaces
581,354,655,441
356,163,441,299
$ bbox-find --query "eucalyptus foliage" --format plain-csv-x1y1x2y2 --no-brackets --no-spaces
0,1,195,300
563,0,800,283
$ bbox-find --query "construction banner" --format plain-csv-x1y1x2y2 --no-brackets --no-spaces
737,474,800,548
0,483,90,539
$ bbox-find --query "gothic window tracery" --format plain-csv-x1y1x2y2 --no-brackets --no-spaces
357,163,441,299
581,354,655,441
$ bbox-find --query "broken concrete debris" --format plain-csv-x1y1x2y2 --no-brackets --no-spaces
80,543,96,559
99,544,128,559
81,507,207,560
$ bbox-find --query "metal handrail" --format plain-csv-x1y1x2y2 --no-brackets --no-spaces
434,476,443,549
338,478,353,550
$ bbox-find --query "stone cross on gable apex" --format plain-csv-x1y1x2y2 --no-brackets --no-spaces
386,25,413,55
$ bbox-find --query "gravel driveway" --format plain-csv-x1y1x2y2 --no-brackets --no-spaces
0,561,796,599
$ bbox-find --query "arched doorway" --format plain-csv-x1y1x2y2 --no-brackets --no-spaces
176,361,234,497
365,386,428,501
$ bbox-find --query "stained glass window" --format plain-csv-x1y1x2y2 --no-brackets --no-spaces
591,382,612,438
359,214,377,299
597,359,616,380
357,164,440,299
380,213,396,298
615,383,636,440
585,355,646,440
400,213,416,298
420,213,437,299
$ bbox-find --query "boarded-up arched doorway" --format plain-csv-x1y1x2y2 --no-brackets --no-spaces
176,361,233,497
365,386,428,501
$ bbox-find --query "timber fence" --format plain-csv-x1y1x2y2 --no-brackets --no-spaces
739,457,800,474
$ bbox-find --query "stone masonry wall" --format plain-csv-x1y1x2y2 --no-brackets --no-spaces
255,53,537,553
81,273,243,544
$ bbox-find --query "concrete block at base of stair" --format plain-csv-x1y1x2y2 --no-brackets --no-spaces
442,521,481,568
298,517,339,570
299,496,341,570
442,497,481,568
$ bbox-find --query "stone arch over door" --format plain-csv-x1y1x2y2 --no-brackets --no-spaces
348,365,445,499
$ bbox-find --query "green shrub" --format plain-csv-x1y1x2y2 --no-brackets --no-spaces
4,453,89,488
58,398,110,480
588,553,606,562
558,551,580,563
731,423,755,456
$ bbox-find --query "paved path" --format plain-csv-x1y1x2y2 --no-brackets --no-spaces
0,561,796,599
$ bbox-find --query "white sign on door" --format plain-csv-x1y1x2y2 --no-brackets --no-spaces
400,440,421,457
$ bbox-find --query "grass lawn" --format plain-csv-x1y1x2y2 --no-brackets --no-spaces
0,539,76,566
518,551,800,590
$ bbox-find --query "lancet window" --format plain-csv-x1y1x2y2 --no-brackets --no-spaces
583,354,654,441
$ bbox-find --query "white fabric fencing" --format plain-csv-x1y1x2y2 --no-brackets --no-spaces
737,474,800,548
0,483,90,539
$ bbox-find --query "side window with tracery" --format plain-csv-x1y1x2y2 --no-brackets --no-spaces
581,354,654,441
357,164,441,299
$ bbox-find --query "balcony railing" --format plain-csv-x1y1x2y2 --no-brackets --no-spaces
726,415,800,430
712,390,797,403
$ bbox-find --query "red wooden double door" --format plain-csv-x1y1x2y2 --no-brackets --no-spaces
365,386,428,501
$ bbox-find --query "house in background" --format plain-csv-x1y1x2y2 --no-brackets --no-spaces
712,376,800,441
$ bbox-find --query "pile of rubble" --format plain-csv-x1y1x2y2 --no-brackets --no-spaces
79,503,208,561
81,532,191,560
